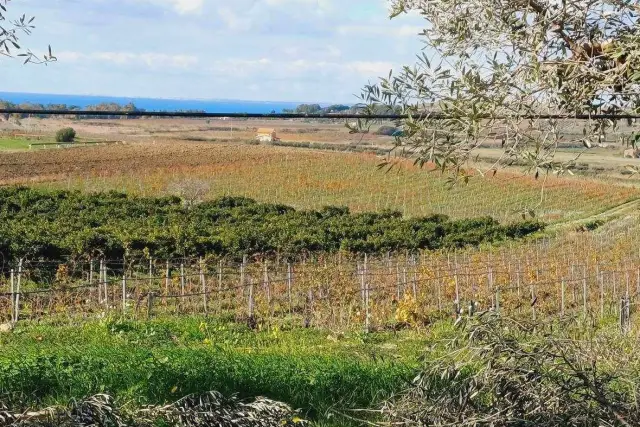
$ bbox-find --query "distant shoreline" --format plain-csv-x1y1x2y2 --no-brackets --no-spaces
0,92,340,114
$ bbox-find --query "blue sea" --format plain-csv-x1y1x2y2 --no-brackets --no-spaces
0,92,326,114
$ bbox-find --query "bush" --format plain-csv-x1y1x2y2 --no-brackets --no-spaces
0,187,544,262
55,127,76,143
382,315,640,427
374,126,398,136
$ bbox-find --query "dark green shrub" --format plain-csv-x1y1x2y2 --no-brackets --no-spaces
0,187,544,262
55,127,76,142
374,125,398,136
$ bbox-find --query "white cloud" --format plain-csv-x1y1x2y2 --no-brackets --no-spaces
134,0,203,14
208,57,393,80
171,0,203,13
346,61,394,76
57,51,199,69
217,7,252,31
336,24,424,38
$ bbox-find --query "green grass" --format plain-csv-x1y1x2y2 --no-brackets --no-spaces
0,137,34,151
0,316,445,426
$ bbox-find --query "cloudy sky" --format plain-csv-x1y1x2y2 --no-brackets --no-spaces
4,0,426,103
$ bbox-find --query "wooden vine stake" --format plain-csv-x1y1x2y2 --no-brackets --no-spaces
200,257,208,315
582,265,588,317
164,260,170,307
122,275,127,313
561,279,565,317
10,268,14,324
147,291,155,319
180,263,185,313
287,262,293,314
531,284,537,322
363,254,370,333
218,260,223,315
102,260,109,311
89,259,95,305
263,260,271,306
599,269,604,318
15,261,22,323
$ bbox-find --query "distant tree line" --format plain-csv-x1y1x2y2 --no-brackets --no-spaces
282,104,403,116
0,100,206,120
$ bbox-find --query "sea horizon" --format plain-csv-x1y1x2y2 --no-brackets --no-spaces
0,91,345,114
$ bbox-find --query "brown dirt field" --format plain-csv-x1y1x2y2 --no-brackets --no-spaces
0,117,393,146
0,141,300,185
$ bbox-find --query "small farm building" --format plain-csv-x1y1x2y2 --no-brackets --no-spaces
256,128,279,142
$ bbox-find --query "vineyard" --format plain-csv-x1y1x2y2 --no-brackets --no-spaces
1,124,640,427
0,142,630,223
3,218,640,331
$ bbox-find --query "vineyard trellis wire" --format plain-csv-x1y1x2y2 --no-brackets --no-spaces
2,227,640,333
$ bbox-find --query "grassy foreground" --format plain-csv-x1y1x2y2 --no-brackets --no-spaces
0,316,444,425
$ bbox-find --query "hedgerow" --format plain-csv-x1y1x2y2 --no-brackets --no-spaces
0,187,544,261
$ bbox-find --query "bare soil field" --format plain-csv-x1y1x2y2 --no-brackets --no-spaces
0,117,393,147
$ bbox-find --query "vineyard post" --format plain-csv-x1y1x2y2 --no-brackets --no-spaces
571,264,576,305
121,275,126,313
147,291,155,318
248,272,254,320
287,262,293,314
454,269,460,316
516,265,522,313
599,269,604,318
102,261,109,311
583,265,588,317
495,286,500,314
10,268,14,324
636,268,640,297
402,267,408,299
164,260,170,307
619,298,627,333
306,289,314,328
218,260,223,314
531,284,536,322
561,279,565,317
180,263,185,313
411,255,417,299
89,259,94,306
364,254,370,333
15,260,22,323
437,273,442,312
613,271,617,315
97,259,102,305
200,257,208,316
148,257,153,296
242,255,252,318
625,296,631,333
488,266,494,309
396,263,401,301
359,261,364,309
263,260,271,307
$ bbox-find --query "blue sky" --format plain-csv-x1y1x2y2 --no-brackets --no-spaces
4,0,425,103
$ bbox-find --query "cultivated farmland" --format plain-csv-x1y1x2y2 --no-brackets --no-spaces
2,117,640,426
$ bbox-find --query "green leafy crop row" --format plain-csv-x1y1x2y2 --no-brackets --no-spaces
0,186,543,261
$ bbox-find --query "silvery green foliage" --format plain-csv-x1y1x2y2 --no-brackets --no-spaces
356,0,640,181
381,313,640,426
140,391,303,427
1,391,304,427
0,0,55,64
